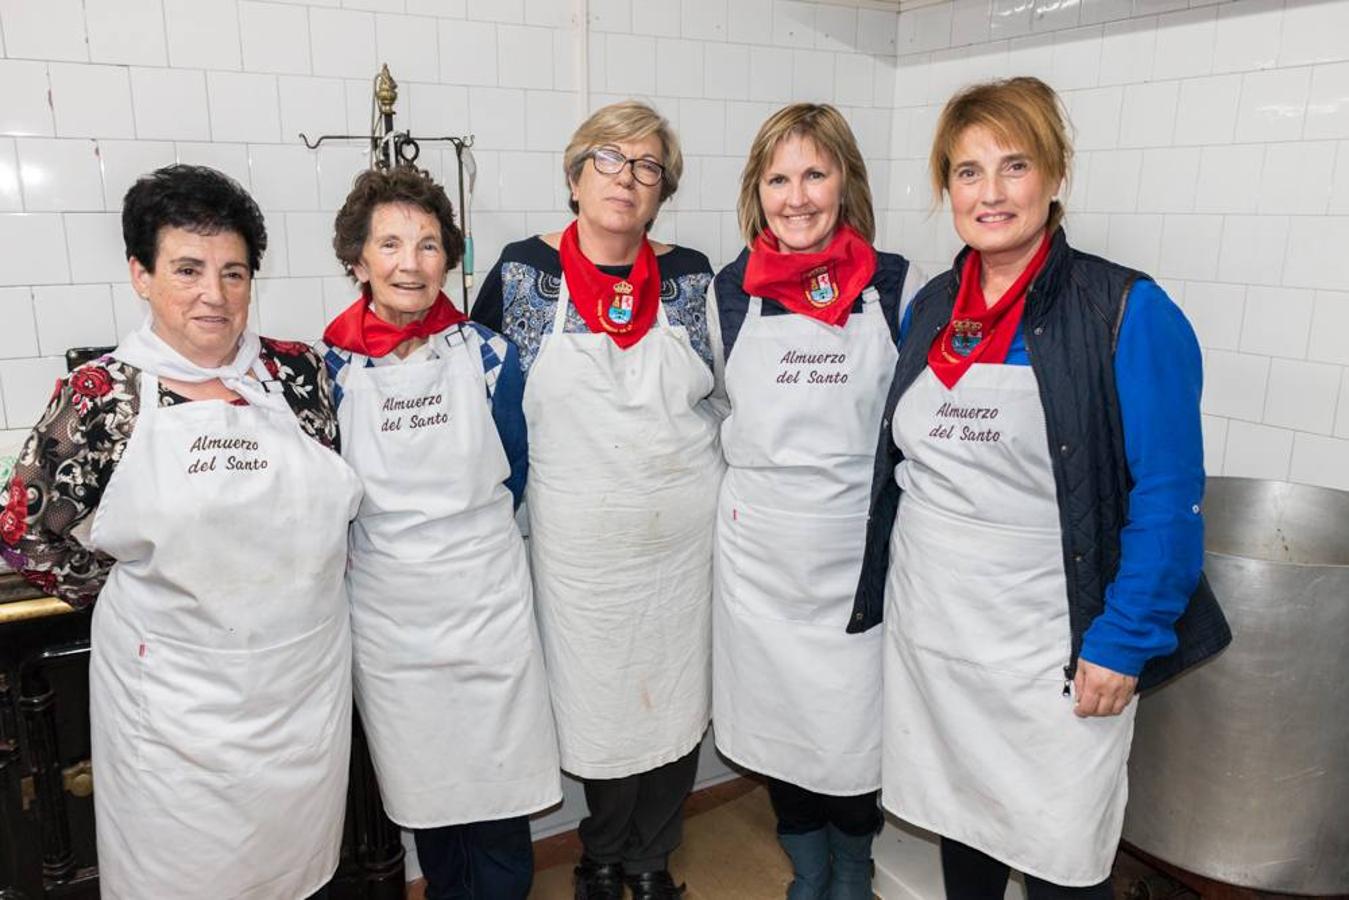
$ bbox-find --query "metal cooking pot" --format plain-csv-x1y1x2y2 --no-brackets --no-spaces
1123,477,1349,895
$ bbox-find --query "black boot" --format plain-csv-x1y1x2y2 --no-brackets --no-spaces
574,856,626,900
627,869,687,899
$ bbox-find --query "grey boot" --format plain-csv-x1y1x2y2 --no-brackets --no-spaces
778,828,831,900
826,825,875,900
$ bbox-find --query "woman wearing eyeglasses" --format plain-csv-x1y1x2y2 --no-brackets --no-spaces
472,101,720,900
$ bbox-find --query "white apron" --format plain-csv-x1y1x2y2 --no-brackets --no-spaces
882,363,1136,886
338,325,560,827
524,277,722,779
712,290,895,795
88,364,362,900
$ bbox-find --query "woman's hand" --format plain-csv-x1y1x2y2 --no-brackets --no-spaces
1072,659,1137,718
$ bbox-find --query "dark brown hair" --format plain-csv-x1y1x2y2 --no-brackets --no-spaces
332,166,465,280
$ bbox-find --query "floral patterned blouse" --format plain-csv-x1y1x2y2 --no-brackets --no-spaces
0,338,339,608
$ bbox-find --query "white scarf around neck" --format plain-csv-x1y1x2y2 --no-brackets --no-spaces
112,318,280,408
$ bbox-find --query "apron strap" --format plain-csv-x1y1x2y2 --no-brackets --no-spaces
655,293,670,329
551,280,571,334
748,290,874,319
250,357,286,396
137,366,159,418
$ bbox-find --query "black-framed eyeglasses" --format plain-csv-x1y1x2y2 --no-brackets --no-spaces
590,147,665,187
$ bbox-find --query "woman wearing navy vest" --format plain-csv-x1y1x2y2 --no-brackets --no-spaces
707,104,924,900
853,77,1230,897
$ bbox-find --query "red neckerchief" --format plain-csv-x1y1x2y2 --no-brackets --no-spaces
742,224,878,327
321,291,466,358
928,232,1052,389
559,222,660,350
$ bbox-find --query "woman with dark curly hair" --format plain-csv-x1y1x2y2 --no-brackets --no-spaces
317,165,559,900
0,164,362,899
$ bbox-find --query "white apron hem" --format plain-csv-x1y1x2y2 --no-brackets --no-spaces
560,724,709,781
879,804,1114,888
388,789,565,830
714,737,879,797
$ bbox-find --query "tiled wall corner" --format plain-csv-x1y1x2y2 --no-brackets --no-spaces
886,0,1349,491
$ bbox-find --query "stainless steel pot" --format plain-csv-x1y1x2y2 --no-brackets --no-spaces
1123,477,1349,895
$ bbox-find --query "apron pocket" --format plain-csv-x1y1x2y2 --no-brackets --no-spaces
134,617,347,775
722,496,866,626
889,498,1071,682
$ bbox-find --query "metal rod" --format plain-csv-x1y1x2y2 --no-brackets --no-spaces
455,141,469,311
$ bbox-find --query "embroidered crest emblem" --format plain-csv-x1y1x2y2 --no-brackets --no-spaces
600,281,635,331
803,266,837,307
951,319,982,357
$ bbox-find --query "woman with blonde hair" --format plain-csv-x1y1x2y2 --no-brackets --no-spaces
852,77,1229,897
473,100,720,900
707,103,924,900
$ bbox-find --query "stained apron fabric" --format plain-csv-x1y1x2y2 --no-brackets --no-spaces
712,289,895,795
88,365,362,900
523,278,722,779
338,326,560,827
883,364,1136,886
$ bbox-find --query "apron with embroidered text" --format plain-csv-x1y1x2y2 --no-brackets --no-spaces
883,362,1136,886
338,325,560,826
523,278,722,779
88,364,362,900
713,289,894,795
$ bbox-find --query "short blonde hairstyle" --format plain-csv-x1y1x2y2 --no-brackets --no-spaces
562,100,683,214
930,77,1073,232
737,103,875,246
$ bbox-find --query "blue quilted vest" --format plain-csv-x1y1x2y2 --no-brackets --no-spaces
849,229,1231,692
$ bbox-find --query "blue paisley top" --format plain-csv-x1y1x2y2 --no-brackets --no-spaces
470,236,715,377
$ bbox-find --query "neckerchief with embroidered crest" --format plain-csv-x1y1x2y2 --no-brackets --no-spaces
558,221,661,350
927,231,1051,389
742,224,878,327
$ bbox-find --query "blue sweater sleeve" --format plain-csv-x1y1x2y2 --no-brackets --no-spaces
1079,280,1206,676
899,296,917,342
489,337,528,510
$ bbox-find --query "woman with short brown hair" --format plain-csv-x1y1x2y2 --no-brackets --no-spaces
852,77,1230,898
473,100,719,900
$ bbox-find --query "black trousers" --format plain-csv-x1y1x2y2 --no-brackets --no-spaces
577,745,701,873
766,777,881,837
940,837,1114,900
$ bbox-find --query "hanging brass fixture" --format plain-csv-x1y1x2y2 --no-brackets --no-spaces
299,64,478,301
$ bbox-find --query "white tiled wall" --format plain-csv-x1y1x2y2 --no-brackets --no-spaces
884,0,1349,492
0,0,901,447
5,0,1342,492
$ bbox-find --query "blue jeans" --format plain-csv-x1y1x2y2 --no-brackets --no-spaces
413,815,534,900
